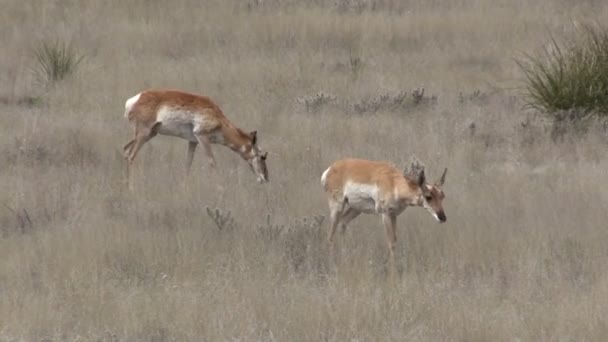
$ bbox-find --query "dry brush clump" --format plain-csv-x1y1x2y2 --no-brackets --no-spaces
3,129,100,169
350,88,437,114
209,210,330,276
206,206,238,233
296,91,338,113
296,88,437,114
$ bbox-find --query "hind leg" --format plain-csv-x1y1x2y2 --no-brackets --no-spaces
126,123,159,190
123,140,135,159
339,207,361,234
382,213,397,263
327,197,346,247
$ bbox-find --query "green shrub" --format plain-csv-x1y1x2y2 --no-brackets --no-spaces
33,40,84,85
517,25,608,124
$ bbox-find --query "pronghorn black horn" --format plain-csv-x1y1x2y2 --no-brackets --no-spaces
250,131,257,145
436,168,447,186
417,169,426,186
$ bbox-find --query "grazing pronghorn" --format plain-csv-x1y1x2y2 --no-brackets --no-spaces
321,158,447,260
123,89,268,187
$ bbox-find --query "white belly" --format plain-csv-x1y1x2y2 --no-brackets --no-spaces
343,182,378,214
156,107,198,142
156,122,196,142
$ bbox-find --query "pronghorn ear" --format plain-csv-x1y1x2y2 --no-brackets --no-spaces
250,131,257,145
417,169,426,186
436,168,447,186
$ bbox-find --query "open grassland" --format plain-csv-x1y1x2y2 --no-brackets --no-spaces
1,0,608,340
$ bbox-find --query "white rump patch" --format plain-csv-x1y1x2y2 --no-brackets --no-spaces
124,93,141,118
321,167,331,187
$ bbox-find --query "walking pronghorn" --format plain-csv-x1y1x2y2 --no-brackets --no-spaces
321,158,447,260
123,89,268,188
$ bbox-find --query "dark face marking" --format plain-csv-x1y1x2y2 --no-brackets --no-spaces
247,148,268,183
422,185,446,223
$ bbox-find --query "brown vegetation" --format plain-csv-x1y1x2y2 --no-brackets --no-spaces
1,0,607,340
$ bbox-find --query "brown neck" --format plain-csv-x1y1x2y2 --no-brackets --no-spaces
220,123,252,157
396,177,422,205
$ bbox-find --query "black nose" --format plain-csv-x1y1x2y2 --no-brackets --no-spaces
438,212,446,222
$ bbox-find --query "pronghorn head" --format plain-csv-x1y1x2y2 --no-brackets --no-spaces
243,131,268,183
416,168,447,223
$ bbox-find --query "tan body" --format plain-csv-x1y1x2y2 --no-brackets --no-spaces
321,158,447,259
123,89,268,188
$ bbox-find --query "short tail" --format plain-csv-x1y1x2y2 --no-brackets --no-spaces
321,166,331,190
124,93,141,119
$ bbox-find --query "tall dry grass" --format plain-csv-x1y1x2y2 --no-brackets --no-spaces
1,0,608,340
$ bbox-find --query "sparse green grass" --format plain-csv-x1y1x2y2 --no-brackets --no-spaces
518,25,608,125
32,40,84,86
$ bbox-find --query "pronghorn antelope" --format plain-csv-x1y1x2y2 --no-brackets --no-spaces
123,89,268,186
321,158,447,259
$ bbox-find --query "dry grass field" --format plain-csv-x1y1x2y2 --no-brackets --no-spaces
1,0,608,340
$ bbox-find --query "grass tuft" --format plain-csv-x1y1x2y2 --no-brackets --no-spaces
517,25,608,126
32,40,85,86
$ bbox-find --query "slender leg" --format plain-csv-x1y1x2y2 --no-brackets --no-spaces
123,140,135,159
340,207,361,234
123,124,138,159
123,140,136,186
127,133,154,163
126,134,148,190
186,141,197,174
382,213,397,262
126,127,156,190
202,143,216,168
195,134,216,168
327,198,346,247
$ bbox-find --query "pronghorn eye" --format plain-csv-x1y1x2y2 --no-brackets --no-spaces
425,195,433,201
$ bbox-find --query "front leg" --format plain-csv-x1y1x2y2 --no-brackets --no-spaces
186,141,197,174
123,140,135,159
195,134,217,168
327,198,346,247
340,207,361,234
382,212,397,261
